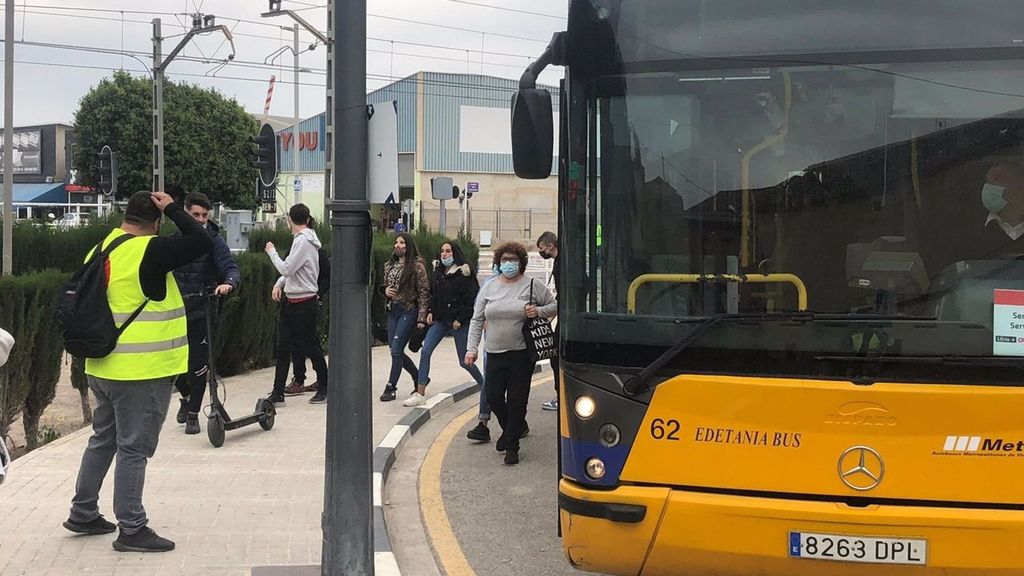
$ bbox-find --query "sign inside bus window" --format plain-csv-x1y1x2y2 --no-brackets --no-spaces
992,290,1024,356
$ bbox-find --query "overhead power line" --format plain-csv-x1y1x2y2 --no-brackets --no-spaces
16,2,552,42
1,6,541,63
0,37,551,103
446,0,565,19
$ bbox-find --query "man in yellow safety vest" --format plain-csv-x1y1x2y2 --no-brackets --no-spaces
63,190,212,553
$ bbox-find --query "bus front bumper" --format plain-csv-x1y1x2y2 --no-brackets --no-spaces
559,479,1024,576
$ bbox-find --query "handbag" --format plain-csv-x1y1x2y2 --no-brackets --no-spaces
523,278,557,363
408,323,428,353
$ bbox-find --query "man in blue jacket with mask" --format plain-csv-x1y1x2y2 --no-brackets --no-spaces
172,193,241,434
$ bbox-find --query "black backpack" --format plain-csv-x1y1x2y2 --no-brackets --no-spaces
317,247,331,300
57,234,149,358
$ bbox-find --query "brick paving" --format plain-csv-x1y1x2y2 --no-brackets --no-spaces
0,339,474,576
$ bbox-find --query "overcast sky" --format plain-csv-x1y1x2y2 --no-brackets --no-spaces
1,0,568,126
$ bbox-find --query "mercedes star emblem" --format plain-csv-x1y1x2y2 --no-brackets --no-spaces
838,446,885,491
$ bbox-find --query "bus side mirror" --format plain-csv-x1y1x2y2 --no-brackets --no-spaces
512,88,553,179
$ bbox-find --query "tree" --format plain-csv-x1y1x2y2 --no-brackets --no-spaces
73,71,260,209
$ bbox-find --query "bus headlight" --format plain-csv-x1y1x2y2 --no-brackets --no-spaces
598,423,620,447
585,457,606,480
574,395,596,419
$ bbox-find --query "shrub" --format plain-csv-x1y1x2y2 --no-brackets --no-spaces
249,224,479,341
211,252,281,376
0,270,68,444
0,216,119,275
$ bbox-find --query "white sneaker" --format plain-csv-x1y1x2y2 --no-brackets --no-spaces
403,392,426,407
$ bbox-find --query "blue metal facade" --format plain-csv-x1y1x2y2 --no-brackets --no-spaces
367,76,418,154
276,72,559,175
277,113,326,173
421,72,559,174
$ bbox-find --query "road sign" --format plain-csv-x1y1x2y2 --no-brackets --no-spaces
431,176,454,200
294,176,302,192
368,101,399,204
467,181,479,195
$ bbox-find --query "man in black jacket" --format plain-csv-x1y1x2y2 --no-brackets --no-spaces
537,231,560,411
172,193,241,434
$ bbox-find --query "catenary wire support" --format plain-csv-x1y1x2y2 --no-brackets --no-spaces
151,15,235,192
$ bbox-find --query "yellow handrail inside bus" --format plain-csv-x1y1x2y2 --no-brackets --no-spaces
626,273,808,314
740,71,792,267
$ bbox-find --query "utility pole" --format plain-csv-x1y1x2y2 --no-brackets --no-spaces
260,3,331,214
2,0,13,276
152,15,235,192
152,19,164,193
292,24,301,205
325,0,372,573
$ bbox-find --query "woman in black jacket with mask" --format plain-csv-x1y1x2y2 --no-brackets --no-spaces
403,241,484,407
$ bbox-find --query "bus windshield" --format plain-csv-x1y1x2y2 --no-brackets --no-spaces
562,9,1024,383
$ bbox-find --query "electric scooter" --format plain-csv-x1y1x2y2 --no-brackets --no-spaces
202,294,275,447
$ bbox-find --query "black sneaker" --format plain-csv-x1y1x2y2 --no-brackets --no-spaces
185,413,200,435
379,385,397,402
504,448,520,466
112,527,175,553
496,434,508,452
466,422,491,442
267,393,286,406
63,515,116,535
175,398,188,424
309,390,327,404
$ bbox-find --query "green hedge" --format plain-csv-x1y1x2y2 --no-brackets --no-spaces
249,223,480,333
3,220,477,454
211,252,280,376
0,217,119,275
0,270,68,447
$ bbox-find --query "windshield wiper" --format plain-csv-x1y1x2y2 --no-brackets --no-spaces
621,312,815,396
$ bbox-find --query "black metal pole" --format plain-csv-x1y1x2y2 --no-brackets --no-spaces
323,0,372,574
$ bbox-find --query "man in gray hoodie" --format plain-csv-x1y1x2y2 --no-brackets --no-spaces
265,203,329,405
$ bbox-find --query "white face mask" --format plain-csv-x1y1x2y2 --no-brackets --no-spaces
982,183,1008,213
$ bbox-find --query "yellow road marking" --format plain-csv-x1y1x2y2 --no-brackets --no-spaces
419,375,554,576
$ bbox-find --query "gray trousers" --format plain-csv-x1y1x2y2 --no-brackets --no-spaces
69,375,174,534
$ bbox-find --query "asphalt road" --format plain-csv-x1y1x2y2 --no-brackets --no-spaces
431,382,598,576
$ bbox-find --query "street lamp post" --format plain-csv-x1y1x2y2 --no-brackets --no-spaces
260,4,331,215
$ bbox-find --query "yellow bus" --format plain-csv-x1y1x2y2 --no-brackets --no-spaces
512,1,1024,574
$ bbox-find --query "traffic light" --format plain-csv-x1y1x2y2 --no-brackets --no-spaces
248,123,278,187
97,145,117,197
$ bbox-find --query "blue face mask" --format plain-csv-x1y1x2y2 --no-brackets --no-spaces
441,257,454,268
983,183,1008,213
499,261,519,278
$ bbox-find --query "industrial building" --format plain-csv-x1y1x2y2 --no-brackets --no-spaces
273,72,559,246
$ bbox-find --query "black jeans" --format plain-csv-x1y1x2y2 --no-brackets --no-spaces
485,349,535,452
292,303,325,383
173,318,212,414
273,299,328,395
292,348,308,384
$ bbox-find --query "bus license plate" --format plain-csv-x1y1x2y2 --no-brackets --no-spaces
789,532,927,565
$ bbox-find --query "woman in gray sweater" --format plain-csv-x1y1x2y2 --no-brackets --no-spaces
465,241,556,465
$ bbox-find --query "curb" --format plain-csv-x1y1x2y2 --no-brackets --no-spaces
372,359,551,575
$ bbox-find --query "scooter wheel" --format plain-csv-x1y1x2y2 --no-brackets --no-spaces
208,414,226,447
258,398,275,431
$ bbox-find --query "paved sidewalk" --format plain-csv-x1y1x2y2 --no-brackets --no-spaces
0,339,478,576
